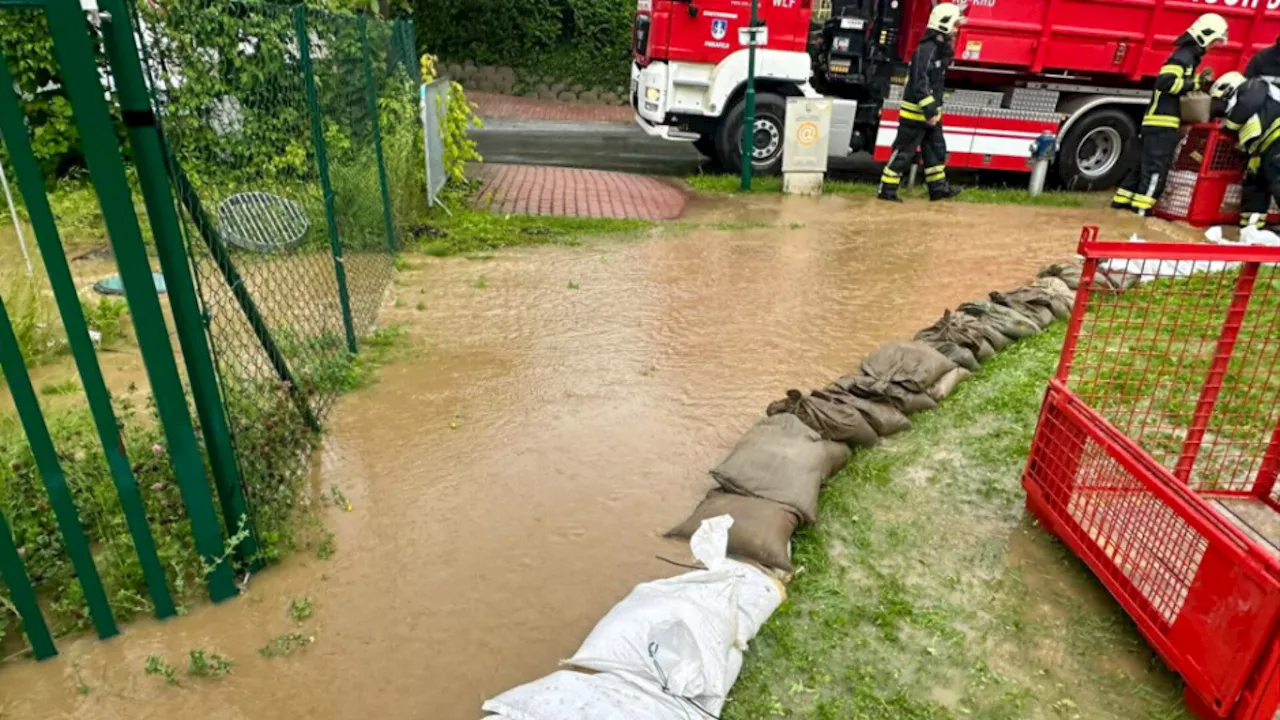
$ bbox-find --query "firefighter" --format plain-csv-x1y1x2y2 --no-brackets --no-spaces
1245,37,1280,85
1213,71,1279,231
877,2,964,203
1111,13,1229,215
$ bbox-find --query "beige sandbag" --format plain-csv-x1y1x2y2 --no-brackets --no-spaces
666,491,802,571
927,367,972,401
711,414,850,523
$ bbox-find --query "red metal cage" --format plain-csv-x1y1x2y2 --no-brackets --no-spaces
1154,124,1277,229
1023,227,1280,720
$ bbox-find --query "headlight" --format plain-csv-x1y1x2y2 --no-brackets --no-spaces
833,36,851,52
645,87,661,102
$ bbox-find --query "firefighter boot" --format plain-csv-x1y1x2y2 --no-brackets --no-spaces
929,183,963,201
877,190,904,203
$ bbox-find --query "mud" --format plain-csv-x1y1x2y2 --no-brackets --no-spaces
2,196,1178,719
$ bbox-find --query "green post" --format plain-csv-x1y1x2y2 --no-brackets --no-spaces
360,14,397,253
94,0,258,566
44,0,238,602
0,508,55,659
405,20,421,84
0,50,176,618
739,0,761,191
0,293,117,640
295,4,358,355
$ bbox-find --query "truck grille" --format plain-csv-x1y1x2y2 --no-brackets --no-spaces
634,16,651,58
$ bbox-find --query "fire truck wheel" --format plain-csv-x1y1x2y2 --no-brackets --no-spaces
716,92,787,176
1057,108,1137,191
693,135,718,159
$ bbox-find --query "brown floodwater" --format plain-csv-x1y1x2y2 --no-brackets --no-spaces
2,196,1177,719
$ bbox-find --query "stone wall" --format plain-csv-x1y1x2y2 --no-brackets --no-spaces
437,61,628,106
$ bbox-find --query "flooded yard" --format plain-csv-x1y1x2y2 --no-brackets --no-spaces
2,196,1184,719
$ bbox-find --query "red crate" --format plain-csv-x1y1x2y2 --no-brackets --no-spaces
1154,123,1280,229
1024,227,1280,720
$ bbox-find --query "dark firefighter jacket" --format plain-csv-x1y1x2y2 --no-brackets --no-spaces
1246,40,1280,80
899,30,954,124
1226,77,1280,160
1143,35,1206,130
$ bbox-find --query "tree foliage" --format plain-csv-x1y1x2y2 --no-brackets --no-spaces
412,0,634,90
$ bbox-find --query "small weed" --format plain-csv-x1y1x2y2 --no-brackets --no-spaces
394,297,406,308
40,379,80,396
186,649,234,679
71,663,90,695
259,632,311,658
288,596,314,624
789,222,805,230
80,297,130,348
200,514,250,579
567,281,580,290
317,531,336,560
474,275,488,289
330,484,352,511
143,655,179,685
415,301,426,311
392,255,413,271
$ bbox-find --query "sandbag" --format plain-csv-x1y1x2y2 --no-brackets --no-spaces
921,340,979,371
915,310,996,361
821,381,913,437
1038,262,1083,290
841,374,939,415
958,301,1040,340
1002,285,1070,322
667,492,801,571
927,367,972,401
954,310,1010,352
482,670,704,720
711,414,850,523
1032,275,1074,301
990,289,1054,328
765,389,880,449
859,341,956,392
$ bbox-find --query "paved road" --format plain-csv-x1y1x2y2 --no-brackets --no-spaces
473,118,883,180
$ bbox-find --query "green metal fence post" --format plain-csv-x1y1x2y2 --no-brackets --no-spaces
0,508,56,659
0,293,118,640
0,50,177,619
295,3,358,355
44,0,237,603
403,20,420,83
360,14,397,254
95,0,258,566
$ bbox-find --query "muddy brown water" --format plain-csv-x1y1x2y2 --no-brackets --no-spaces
3,197,1175,718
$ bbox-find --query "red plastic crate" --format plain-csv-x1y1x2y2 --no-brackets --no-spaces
1024,227,1280,719
1154,123,1280,229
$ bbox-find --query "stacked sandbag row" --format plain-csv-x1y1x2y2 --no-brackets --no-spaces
482,260,1088,719
664,260,1087,576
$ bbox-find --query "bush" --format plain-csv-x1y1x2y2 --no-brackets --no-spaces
412,0,634,92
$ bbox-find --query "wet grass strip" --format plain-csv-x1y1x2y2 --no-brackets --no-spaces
685,174,1107,208
723,326,1193,720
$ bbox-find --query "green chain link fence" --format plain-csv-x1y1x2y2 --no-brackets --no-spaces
0,0,419,656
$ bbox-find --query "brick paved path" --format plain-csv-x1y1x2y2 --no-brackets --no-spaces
470,92,634,125
475,164,687,220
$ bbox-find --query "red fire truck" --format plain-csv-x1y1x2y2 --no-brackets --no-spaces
630,0,1280,189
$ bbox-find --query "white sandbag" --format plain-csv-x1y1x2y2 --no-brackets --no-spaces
482,671,692,720
688,515,786,646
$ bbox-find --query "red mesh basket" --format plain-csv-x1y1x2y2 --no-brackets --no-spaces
1024,227,1280,720
1154,123,1280,229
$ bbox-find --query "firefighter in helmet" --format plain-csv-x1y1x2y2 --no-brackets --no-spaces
877,2,964,203
1211,71,1279,231
1111,13,1229,214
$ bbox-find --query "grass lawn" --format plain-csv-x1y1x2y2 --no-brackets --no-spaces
405,207,656,257
685,173,1109,208
724,326,1192,720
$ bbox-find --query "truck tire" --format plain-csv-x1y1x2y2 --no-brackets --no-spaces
716,92,787,176
693,135,718,159
1056,108,1138,191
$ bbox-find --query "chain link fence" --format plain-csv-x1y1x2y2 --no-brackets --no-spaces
131,0,418,561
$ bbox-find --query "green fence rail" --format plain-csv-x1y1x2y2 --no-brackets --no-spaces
0,0,413,660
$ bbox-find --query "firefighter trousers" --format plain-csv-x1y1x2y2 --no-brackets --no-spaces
879,119,951,197
1112,126,1180,213
1238,147,1280,229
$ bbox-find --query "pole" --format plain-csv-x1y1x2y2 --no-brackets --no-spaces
739,0,760,191
295,4,359,356
0,157,32,274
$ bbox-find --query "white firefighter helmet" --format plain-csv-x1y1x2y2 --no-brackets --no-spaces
1188,13,1229,48
927,3,964,35
1211,71,1245,100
